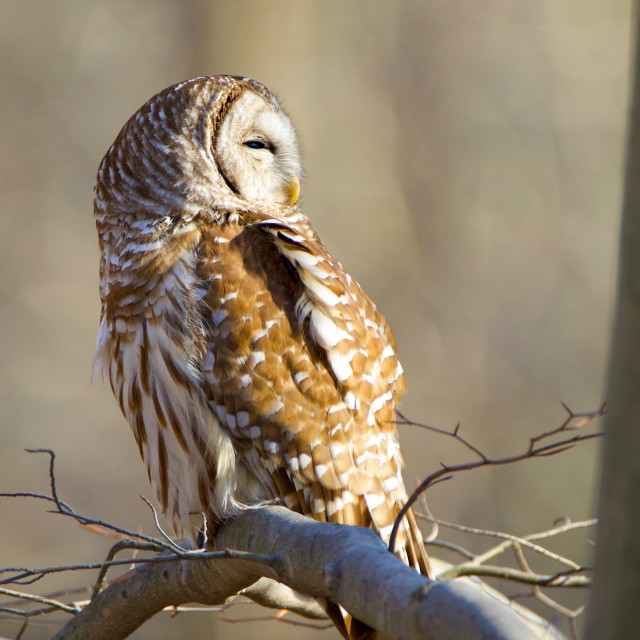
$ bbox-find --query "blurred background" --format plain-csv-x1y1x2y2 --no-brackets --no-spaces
0,1,630,638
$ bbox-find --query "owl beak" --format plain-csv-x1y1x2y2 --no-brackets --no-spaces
284,175,300,206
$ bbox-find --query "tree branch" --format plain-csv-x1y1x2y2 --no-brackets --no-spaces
53,506,547,640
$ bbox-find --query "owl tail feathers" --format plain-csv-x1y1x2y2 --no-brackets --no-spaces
318,509,431,640
320,599,377,640
346,615,378,640
403,507,434,579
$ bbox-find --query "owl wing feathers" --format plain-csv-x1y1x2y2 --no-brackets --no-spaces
195,212,424,569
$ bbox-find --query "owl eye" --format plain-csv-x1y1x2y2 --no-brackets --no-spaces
243,139,272,151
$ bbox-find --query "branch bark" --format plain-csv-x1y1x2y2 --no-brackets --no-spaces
54,506,549,640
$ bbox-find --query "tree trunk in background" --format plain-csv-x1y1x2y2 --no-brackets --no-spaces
585,5,640,638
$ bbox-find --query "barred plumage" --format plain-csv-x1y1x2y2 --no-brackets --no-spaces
93,76,431,636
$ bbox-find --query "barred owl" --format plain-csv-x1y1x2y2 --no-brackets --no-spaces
93,75,431,635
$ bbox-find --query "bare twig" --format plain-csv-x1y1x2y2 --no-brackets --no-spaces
421,513,595,637
0,549,276,589
440,564,590,587
91,540,165,600
139,495,188,554
24,450,64,514
0,588,79,615
0,492,73,512
395,411,488,461
419,514,596,571
389,403,604,554
10,450,187,557
425,539,475,560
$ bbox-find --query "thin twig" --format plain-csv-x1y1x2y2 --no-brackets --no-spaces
1,586,92,611
396,411,488,462
0,588,78,615
2,452,186,557
91,540,165,600
15,617,28,640
425,540,475,560
389,403,604,554
416,514,596,570
0,549,277,588
139,496,186,554
438,564,591,587
165,598,253,614
0,493,74,512
24,450,65,514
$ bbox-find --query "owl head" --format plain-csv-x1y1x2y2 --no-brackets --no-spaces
95,75,302,224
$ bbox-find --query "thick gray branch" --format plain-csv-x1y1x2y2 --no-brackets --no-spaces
240,577,326,618
54,506,552,639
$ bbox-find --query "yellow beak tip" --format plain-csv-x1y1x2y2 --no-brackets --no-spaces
286,175,300,206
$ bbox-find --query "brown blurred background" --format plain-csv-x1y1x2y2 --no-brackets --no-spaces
0,1,630,638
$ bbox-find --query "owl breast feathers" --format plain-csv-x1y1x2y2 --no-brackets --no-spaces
93,76,430,580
